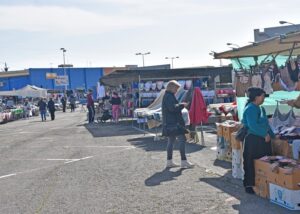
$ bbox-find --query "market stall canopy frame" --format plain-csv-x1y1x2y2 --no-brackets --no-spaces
214,31,300,59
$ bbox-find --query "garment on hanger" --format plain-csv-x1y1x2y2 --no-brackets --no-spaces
144,81,152,92
287,60,299,82
251,74,262,88
156,81,164,90
280,67,295,89
185,80,192,89
263,72,273,95
271,103,296,134
151,82,157,91
235,74,251,97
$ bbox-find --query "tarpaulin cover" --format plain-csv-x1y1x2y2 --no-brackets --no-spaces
231,55,289,70
189,87,211,124
237,91,300,120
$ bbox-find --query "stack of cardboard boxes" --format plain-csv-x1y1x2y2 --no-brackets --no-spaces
231,132,244,179
255,156,300,210
216,121,241,162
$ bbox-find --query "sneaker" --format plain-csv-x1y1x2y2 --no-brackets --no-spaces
181,160,194,168
166,160,179,168
245,187,255,194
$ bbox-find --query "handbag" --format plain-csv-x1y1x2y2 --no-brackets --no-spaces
164,124,189,136
235,125,248,142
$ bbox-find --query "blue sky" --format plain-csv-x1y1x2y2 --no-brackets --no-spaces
0,0,300,70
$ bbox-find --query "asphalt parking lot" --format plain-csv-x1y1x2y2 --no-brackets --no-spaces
0,111,293,213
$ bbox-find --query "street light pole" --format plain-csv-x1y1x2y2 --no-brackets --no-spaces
165,56,179,69
226,43,240,48
279,20,296,26
135,52,151,67
60,48,67,95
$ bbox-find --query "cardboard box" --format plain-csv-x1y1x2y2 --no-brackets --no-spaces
270,183,300,210
232,149,242,164
272,139,293,158
276,167,300,190
223,125,239,142
231,132,241,150
254,159,279,184
216,123,223,137
255,175,270,198
232,162,244,179
255,158,300,190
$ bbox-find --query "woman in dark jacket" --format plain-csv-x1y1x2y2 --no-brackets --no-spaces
162,80,194,168
242,87,275,194
47,98,56,120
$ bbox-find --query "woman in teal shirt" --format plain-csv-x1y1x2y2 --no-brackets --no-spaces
242,87,274,194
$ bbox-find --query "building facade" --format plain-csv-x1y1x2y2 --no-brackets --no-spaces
254,24,300,42
0,67,108,93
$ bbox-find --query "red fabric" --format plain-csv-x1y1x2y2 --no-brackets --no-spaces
189,87,211,125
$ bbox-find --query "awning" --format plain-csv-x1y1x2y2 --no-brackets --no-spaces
214,31,300,59
100,67,233,87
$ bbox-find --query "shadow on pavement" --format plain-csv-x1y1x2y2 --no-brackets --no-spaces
80,121,141,137
200,171,294,213
145,168,187,186
128,137,205,153
213,159,232,170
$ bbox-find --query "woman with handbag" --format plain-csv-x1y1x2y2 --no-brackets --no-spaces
242,87,275,194
162,80,194,168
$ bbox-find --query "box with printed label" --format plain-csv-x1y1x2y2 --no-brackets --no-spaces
269,183,300,210
230,132,241,150
232,162,244,179
216,123,223,137
276,167,300,190
255,176,269,198
223,125,239,142
232,149,242,164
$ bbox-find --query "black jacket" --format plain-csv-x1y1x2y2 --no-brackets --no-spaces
110,97,121,105
47,100,55,112
162,91,185,136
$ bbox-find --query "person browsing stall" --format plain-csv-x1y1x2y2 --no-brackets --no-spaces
110,92,121,123
162,80,194,168
242,87,275,194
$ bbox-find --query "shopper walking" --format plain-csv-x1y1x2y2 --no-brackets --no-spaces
47,98,56,120
38,98,47,122
87,89,95,123
110,92,121,123
61,96,66,113
162,80,194,168
242,87,275,194
23,99,31,119
69,95,76,112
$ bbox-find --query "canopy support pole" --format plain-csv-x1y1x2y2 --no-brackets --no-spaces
288,42,296,60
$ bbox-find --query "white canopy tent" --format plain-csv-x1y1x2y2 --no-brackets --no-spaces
0,85,47,98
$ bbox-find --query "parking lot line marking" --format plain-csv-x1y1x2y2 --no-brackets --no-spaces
0,173,17,179
64,156,93,164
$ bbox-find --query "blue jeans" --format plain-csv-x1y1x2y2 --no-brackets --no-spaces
167,135,187,160
40,110,46,121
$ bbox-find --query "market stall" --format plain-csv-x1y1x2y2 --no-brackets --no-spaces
213,31,300,210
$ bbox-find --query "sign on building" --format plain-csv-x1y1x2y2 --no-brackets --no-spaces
46,73,57,79
55,75,69,86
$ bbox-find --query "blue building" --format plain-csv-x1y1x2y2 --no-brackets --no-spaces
0,67,105,95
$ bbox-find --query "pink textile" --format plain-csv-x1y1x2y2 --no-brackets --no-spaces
189,87,211,125
112,104,120,121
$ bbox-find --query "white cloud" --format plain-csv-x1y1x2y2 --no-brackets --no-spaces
0,5,154,35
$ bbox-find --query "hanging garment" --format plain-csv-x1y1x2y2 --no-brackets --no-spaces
287,60,300,82
151,82,157,91
272,73,282,91
280,67,295,90
263,72,273,95
178,80,186,88
144,81,152,92
189,87,211,124
292,140,300,159
235,74,252,97
251,74,262,88
271,103,296,134
156,81,164,90
185,80,193,90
